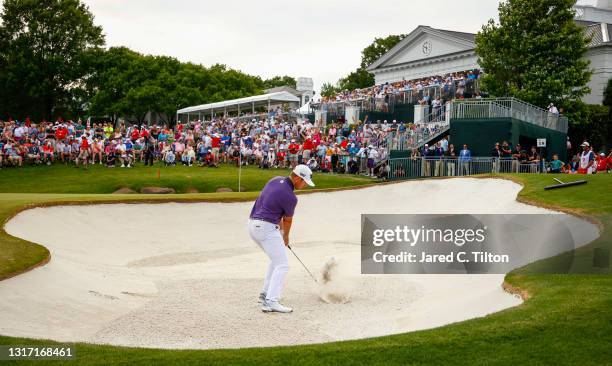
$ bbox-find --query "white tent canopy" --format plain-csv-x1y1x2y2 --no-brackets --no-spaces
296,101,312,115
177,91,300,117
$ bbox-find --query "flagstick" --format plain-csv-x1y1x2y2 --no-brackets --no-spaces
238,142,242,193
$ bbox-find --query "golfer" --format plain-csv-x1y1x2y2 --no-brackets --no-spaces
248,164,315,313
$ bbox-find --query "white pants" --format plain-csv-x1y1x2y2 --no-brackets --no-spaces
247,219,289,302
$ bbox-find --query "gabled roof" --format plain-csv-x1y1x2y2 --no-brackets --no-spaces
367,25,476,71
432,28,476,43
367,22,612,73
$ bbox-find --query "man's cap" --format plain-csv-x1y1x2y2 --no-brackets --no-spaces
292,164,315,187
581,142,590,147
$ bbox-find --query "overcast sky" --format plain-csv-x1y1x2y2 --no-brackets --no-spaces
81,0,593,93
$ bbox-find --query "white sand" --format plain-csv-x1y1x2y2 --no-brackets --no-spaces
0,178,599,349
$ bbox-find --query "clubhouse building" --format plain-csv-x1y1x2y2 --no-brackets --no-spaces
367,1,612,105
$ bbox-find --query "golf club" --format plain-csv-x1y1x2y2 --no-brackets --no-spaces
287,244,318,284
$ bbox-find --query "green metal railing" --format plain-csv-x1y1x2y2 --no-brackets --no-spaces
451,98,568,133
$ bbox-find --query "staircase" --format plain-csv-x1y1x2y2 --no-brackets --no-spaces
386,105,450,152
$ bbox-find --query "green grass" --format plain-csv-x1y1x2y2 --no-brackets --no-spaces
0,172,611,365
0,163,372,194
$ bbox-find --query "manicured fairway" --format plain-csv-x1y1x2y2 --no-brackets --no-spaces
0,172,610,365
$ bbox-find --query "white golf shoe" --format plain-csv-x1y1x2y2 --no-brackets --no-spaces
262,300,293,313
258,292,266,304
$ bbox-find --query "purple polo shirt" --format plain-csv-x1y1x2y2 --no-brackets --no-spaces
250,177,297,224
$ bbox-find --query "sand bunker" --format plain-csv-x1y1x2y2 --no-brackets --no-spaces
0,178,599,349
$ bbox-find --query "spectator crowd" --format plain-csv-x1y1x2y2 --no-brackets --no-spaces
2,70,609,179
1,115,609,178
0,116,396,178
314,70,482,113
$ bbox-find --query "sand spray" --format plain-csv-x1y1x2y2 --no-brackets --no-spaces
317,257,353,304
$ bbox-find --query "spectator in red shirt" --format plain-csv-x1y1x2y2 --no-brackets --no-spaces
55,125,68,141
42,142,54,165
312,129,321,147
76,136,89,169
288,139,300,169
340,138,349,150
276,148,286,169
211,133,221,166
302,137,314,161
130,128,140,142
596,153,608,172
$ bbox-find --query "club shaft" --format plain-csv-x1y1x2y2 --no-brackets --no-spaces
288,246,318,284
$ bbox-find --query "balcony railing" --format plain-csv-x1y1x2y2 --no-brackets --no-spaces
451,98,568,133
309,79,481,116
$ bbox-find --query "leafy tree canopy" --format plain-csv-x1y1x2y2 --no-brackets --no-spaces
0,0,299,124
475,0,592,108
0,0,105,120
332,34,407,92
320,82,340,98
262,76,297,90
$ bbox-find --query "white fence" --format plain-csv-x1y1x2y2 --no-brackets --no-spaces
387,157,546,180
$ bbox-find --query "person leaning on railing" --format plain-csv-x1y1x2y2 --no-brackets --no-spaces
500,141,513,173
528,146,540,173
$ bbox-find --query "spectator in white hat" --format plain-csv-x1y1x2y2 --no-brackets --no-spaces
578,142,595,174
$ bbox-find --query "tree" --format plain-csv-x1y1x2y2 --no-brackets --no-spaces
563,100,610,153
88,49,267,125
320,82,340,98
87,47,142,123
475,0,591,108
334,34,407,91
338,68,375,91
360,34,407,69
263,76,297,90
0,0,105,120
